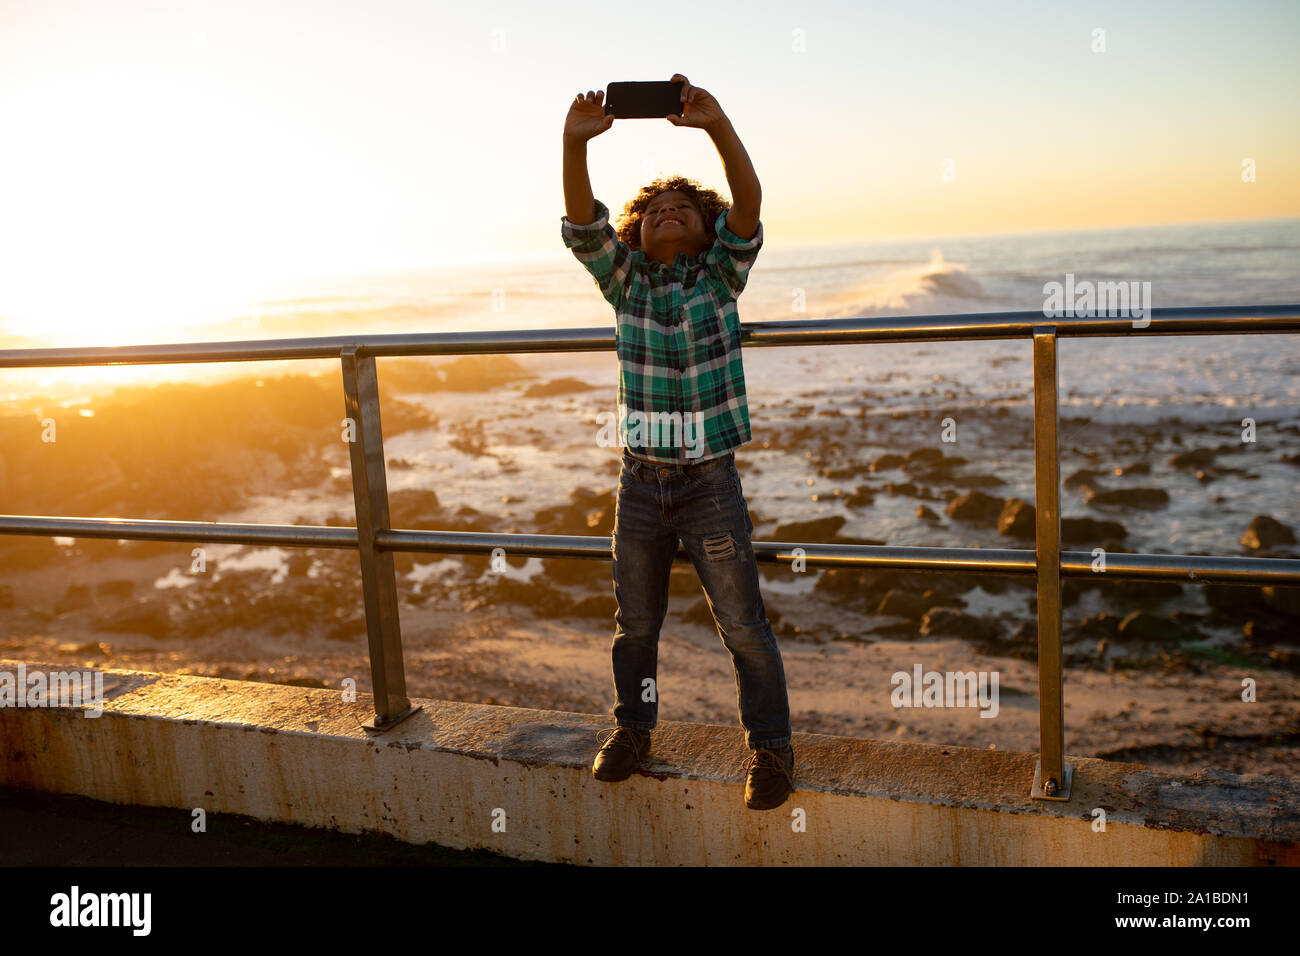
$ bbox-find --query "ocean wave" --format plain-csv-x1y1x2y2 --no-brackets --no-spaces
822,248,993,317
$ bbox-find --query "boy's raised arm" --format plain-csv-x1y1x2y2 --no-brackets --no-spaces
561,88,632,310
706,120,761,240
563,90,614,224
666,74,761,240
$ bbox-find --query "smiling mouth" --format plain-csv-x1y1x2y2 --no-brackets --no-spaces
659,219,684,227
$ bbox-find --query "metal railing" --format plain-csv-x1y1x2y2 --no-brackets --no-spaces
3,304,1299,798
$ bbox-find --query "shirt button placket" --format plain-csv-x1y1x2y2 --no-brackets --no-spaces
672,266,685,464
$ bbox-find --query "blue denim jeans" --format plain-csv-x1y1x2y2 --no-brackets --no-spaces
610,449,792,750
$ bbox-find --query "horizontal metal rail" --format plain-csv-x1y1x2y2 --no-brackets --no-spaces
0,516,359,549
1,303,1297,800
3,306,1300,368
2,517,1297,585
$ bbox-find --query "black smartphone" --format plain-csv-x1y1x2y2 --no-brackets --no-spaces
604,81,684,119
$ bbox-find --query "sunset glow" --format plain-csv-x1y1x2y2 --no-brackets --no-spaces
3,2,1298,344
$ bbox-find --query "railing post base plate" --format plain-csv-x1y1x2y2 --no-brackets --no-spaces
1030,760,1073,801
361,704,422,735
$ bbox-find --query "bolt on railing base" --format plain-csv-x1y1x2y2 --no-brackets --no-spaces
1030,760,1074,801
361,704,423,735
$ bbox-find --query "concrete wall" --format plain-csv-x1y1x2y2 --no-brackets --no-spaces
1,659,1296,865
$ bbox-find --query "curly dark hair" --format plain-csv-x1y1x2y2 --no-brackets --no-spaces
615,175,730,252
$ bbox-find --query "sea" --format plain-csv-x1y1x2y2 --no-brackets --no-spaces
2,216,1297,585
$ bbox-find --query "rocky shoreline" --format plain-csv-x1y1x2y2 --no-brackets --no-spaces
1,359,1297,777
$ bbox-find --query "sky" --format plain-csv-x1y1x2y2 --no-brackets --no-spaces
0,0,1297,338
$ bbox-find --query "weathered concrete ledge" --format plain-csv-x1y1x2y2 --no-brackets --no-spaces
1,659,1296,865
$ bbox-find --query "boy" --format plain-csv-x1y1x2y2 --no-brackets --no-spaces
560,74,793,810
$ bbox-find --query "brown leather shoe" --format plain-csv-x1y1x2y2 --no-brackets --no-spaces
592,727,651,782
744,745,795,810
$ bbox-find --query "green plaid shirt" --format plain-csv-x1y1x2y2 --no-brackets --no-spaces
561,198,763,463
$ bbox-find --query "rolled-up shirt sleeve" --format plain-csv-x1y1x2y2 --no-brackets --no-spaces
561,198,632,310
702,208,763,298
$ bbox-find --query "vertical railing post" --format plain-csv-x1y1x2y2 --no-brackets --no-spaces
341,345,420,732
1030,327,1072,799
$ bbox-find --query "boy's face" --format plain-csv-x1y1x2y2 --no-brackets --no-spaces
640,190,709,264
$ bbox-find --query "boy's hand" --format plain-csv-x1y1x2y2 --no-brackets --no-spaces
564,90,615,144
665,74,727,132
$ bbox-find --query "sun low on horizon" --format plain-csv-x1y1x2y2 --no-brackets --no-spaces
0,0,1296,356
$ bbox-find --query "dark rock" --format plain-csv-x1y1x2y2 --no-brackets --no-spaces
844,486,875,507
1241,515,1295,551
1115,611,1200,642
946,490,1004,524
568,593,618,619
906,456,967,476
533,492,616,535
869,453,905,471
669,567,702,597
56,584,93,615
1205,584,1267,616
866,618,917,638
1169,448,1216,469
916,505,940,522
388,488,442,528
1064,468,1108,489
325,616,365,641
774,516,847,540
681,598,717,626
904,447,945,466
477,575,560,609
919,608,1000,641
568,486,607,506
830,534,887,546
1084,487,1170,509
1262,586,1300,619
775,619,806,639
95,598,173,638
1169,610,1207,629
1098,579,1186,606
997,499,1035,538
1061,516,1127,547
1061,580,1087,606
884,481,920,497
921,589,965,609
1077,612,1122,637
814,568,877,601
522,377,602,398
1114,462,1151,476
540,557,602,587
876,589,932,620
1243,619,1296,645
1075,480,1106,499
821,465,865,480
96,579,135,599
